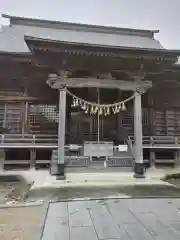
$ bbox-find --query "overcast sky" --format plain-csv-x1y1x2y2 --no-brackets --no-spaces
0,0,179,49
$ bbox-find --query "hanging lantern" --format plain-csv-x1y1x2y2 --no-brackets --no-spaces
121,102,126,111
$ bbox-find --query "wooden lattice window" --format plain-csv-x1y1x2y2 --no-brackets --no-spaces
0,103,21,133
142,109,149,125
0,104,5,128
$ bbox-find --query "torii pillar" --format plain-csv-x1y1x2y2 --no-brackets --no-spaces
57,85,66,179
133,89,145,178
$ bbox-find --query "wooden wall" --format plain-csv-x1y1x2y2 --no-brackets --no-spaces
1,61,180,139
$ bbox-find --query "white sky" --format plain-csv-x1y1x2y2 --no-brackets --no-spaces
0,0,180,49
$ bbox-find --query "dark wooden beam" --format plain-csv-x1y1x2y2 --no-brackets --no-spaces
0,96,39,102
47,75,152,90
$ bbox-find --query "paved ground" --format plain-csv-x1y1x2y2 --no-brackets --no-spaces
28,184,180,202
1,169,180,239
65,167,133,173
0,205,45,240
42,198,180,240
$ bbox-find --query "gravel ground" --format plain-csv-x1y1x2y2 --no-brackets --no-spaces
0,205,45,240
0,182,18,204
167,179,180,188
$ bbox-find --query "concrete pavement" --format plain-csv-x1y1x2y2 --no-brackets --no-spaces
1,167,180,191
41,198,180,240
2,169,180,239
30,167,180,189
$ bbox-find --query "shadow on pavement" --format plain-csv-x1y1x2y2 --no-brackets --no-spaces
27,184,180,202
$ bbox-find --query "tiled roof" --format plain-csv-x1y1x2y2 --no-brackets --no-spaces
2,14,160,36
0,17,164,53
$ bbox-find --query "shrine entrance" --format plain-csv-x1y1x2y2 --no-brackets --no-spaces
24,35,180,179
69,88,134,144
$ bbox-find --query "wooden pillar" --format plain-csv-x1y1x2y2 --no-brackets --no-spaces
57,86,66,179
20,102,25,134
0,149,5,171
3,103,7,129
149,136,156,168
21,101,29,134
66,95,71,144
149,150,156,167
175,137,180,167
24,102,29,133
175,150,180,167
30,149,36,169
133,91,145,177
117,90,121,144
90,118,93,141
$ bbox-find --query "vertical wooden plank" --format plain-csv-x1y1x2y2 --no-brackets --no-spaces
24,101,29,133
0,149,5,170
117,89,121,144
20,101,29,134
175,149,180,167
174,137,180,167
3,103,7,129
66,95,71,144
90,118,93,141
30,149,36,169
20,102,25,134
149,108,154,136
149,148,156,167
147,91,155,136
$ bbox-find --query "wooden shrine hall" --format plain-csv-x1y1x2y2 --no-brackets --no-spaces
1,14,180,178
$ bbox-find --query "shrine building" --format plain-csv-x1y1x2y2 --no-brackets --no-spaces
1,14,180,177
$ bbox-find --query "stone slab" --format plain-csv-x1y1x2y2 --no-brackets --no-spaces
42,198,180,239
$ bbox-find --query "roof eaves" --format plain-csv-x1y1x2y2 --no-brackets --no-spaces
24,36,180,57
0,50,31,56
0,51,31,63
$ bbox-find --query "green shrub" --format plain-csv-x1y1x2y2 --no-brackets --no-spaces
0,127,10,134
162,173,180,181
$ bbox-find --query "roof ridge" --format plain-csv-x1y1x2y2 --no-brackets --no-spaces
2,13,159,37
